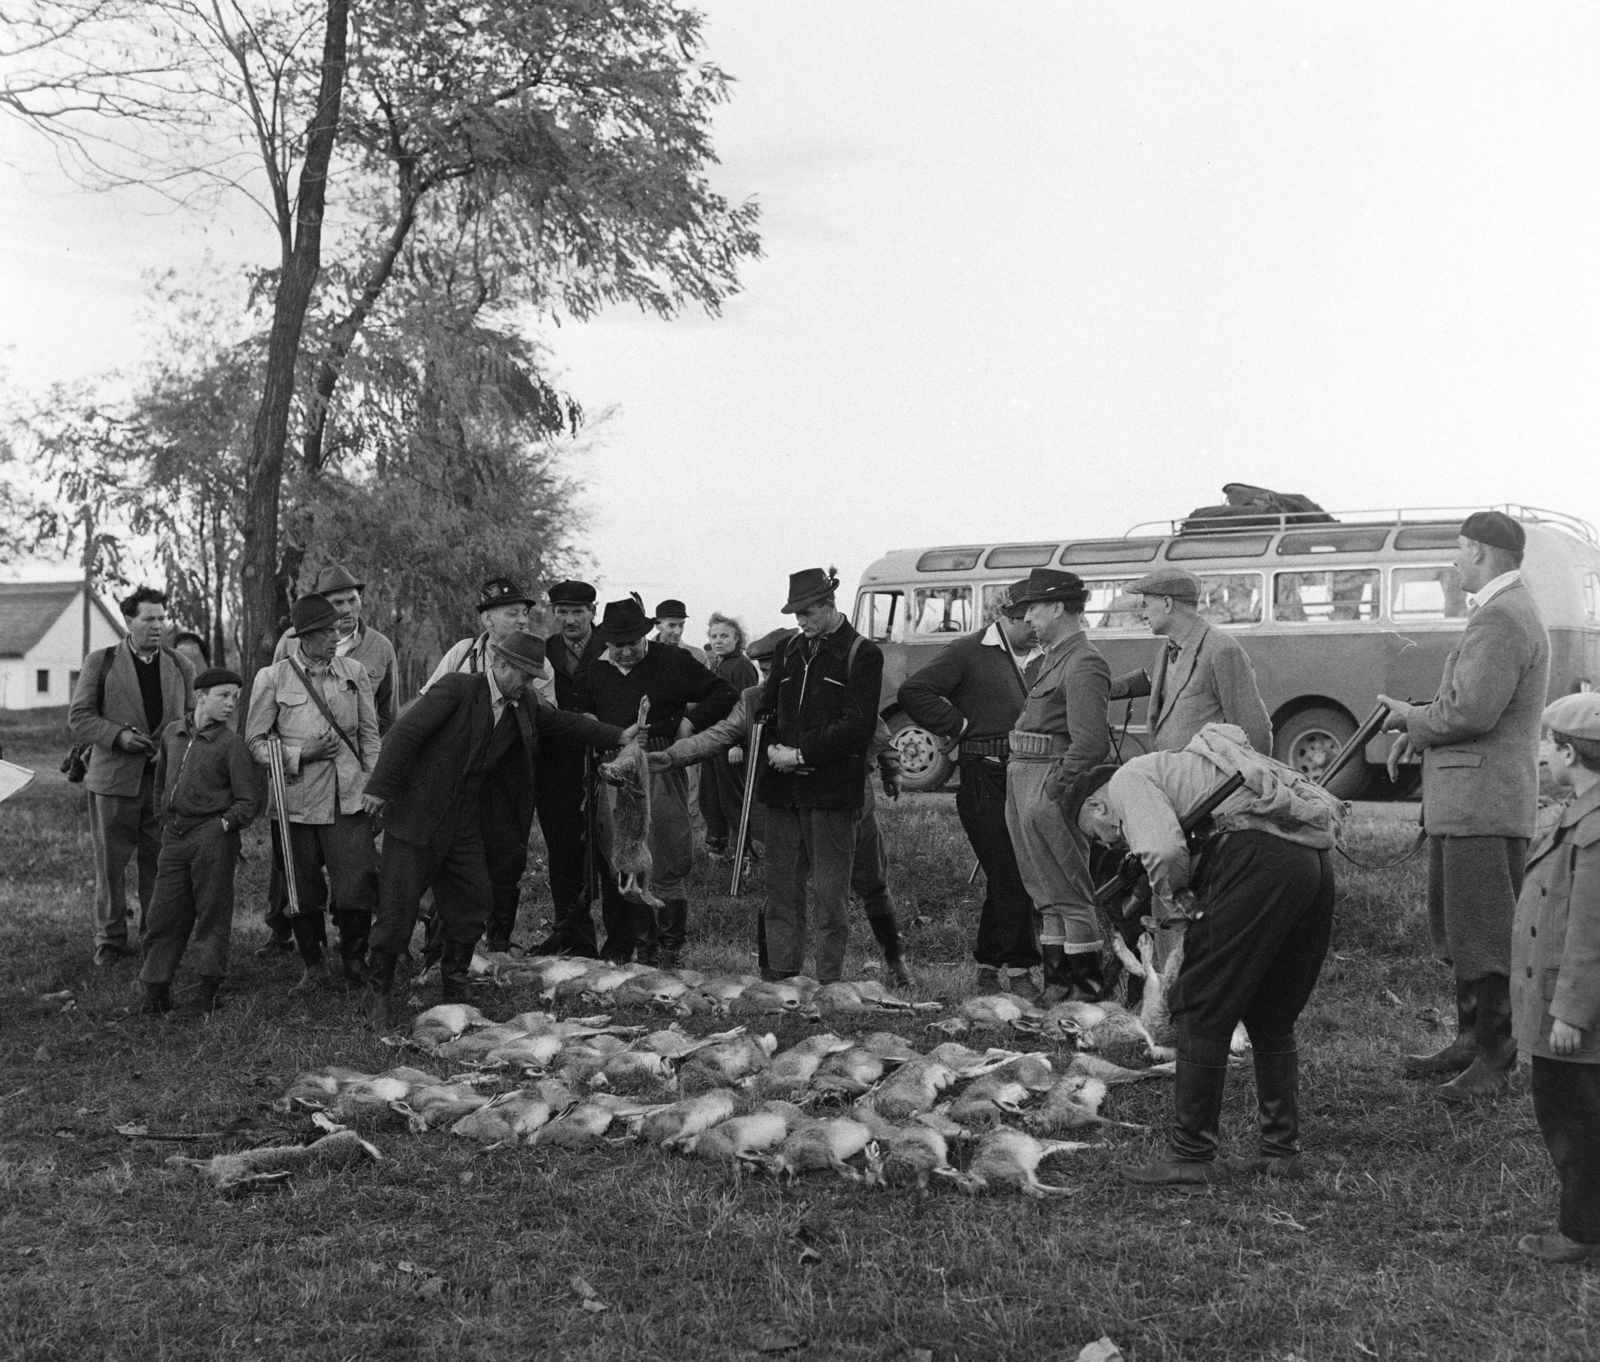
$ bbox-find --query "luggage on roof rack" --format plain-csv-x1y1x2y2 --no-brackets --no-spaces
1180,482,1335,533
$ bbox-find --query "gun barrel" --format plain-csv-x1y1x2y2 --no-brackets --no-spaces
729,718,765,898
1317,703,1391,789
266,737,302,919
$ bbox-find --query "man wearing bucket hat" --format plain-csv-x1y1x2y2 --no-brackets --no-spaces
422,576,554,707
574,596,738,967
1003,568,1113,1003
1107,566,1272,757
1378,509,1551,1101
898,577,1042,997
246,593,383,991
262,563,399,956
533,579,609,956
751,567,885,983
361,632,633,1017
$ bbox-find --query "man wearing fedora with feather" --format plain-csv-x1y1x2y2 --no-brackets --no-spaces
361,632,634,1017
574,595,738,966
755,567,886,984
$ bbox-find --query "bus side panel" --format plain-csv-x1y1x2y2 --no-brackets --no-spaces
1234,633,1396,730
1383,629,1460,708
876,641,957,717
1549,627,1600,698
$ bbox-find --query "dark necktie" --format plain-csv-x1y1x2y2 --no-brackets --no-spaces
1166,639,1182,665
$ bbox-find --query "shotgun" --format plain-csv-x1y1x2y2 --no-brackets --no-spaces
1093,769,1247,918
729,717,766,897
266,736,302,919
1317,702,1390,790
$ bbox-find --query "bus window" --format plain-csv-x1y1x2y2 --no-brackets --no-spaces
1586,572,1600,623
1391,566,1468,621
1273,569,1380,623
986,544,1058,569
857,590,904,642
1197,574,1263,626
981,582,1013,623
911,586,973,636
1083,579,1146,631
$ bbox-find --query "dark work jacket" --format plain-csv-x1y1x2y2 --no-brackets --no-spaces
548,629,608,712
366,673,622,847
756,620,884,812
576,642,738,744
897,627,1029,743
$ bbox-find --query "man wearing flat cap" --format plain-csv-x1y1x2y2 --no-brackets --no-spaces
575,596,738,967
1109,566,1272,757
361,632,634,1017
263,564,398,956
1379,509,1550,1100
752,567,886,983
1003,568,1113,1002
653,599,709,666
534,579,610,956
246,594,383,991
898,577,1042,997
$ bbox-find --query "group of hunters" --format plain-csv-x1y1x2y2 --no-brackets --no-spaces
64,510,1600,1262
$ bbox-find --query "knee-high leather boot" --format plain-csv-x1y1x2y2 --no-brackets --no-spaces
440,939,484,1003
1121,1049,1228,1187
657,899,689,971
335,911,371,986
1220,1041,1305,1178
867,912,912,989
363,950,398,1027
1063,948,1106,1003
631,902,659,968
1403,977,1479,1075
1437,973,1516,1101
1039,944,1072,1004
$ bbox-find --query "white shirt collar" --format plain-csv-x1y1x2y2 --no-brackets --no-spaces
486,663,508,716
981,622,1007,649
1468,570,1521,610
335,625,360,657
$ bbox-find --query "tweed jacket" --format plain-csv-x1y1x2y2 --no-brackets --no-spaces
69,640,196,798
1512,781,1600,1063
274,622,399,734
366,672,622,848
245,656,381,825
1406,580,1549,839
1011,630,1112,787
1112,620,1272,755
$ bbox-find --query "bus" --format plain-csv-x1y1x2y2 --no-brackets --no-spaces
855,504,1600,796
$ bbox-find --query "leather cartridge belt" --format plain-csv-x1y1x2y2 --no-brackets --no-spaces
959,736,1011,761
645,735,675,752
1007,729,1071,761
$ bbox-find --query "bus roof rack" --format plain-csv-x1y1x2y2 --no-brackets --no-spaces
1125,504,1597,547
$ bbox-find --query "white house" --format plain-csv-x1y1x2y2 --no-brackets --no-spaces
0,582,125,711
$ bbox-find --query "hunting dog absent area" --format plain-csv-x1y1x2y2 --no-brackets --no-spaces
1,715,1595,1362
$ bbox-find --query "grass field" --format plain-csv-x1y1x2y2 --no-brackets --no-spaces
2,723,1597,1362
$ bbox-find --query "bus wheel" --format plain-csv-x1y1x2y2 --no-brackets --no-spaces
1274,707,1371,799
887,716,954,793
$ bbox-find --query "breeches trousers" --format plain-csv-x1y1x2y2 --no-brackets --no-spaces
1426,834,1526,981
1004,759,1100,950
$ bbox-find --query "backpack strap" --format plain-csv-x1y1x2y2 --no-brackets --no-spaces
94,644,118,715
285,657,366,770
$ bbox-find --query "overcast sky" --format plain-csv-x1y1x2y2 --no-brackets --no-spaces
3,1,1598,640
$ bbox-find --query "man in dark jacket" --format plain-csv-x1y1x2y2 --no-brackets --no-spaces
361,633,629,1015
899,579,1041,997
534,580,609,956
757,567,885,983
575,597,738,966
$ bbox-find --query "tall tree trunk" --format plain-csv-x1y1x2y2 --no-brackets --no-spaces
239,0,351,696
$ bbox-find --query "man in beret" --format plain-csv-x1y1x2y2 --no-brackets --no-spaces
361,633,633,1017
246,594,382,992
753,568,886,983
576,596,738,967
138,667,262,1015
1004,568,1113,1002
1108,566,1272,756
898,577,1042,997
1064,740,1341,1187
1379,509,1551,1100
262,564,399,955
653,599,709,665
533,580,610,955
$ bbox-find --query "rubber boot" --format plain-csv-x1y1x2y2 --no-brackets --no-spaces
1403,977,1479,1075
1219,1042,1305,1178
335,911,371,986
440,939,486,1003
1437,973,1517,1102
363,951,398,1028
1063,948,1106,1003
867,912,913,990
631,902,659,968
1039,944,1072,1005
657,899,689,972
757,911,771,979
141,981,172,1015
1121,1048,1228,1187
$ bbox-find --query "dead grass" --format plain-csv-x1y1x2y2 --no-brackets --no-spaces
2,750,1598,1362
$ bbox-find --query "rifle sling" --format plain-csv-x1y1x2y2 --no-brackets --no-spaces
286,657,365,770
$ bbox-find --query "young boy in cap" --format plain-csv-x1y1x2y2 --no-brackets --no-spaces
1512,693,1600,1263
1379,509,1551,1100
139,669,263,1014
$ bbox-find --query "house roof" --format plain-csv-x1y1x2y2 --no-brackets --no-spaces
0,581,124,658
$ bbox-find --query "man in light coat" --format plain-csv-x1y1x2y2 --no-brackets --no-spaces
1108,566,1272,756
1380,510,1551,1099
69,586,196,966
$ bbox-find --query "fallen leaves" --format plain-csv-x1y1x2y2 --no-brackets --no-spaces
1077,1338,1125,1362
569,1274,608,1312
752,1326,807,1353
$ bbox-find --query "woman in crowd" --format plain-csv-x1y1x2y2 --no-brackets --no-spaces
699,612,759,855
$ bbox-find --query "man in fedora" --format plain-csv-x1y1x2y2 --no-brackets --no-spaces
1378,509,1550,1100
362,632,633,1016
899,578,1042,997
423,576,554,706
534,579,610,956
574,595,738,967
246,593,383,991
1004,568,1112,1003
753,567,885,984
653,599,709,665
1108,566,1272,757
262,563,399,955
